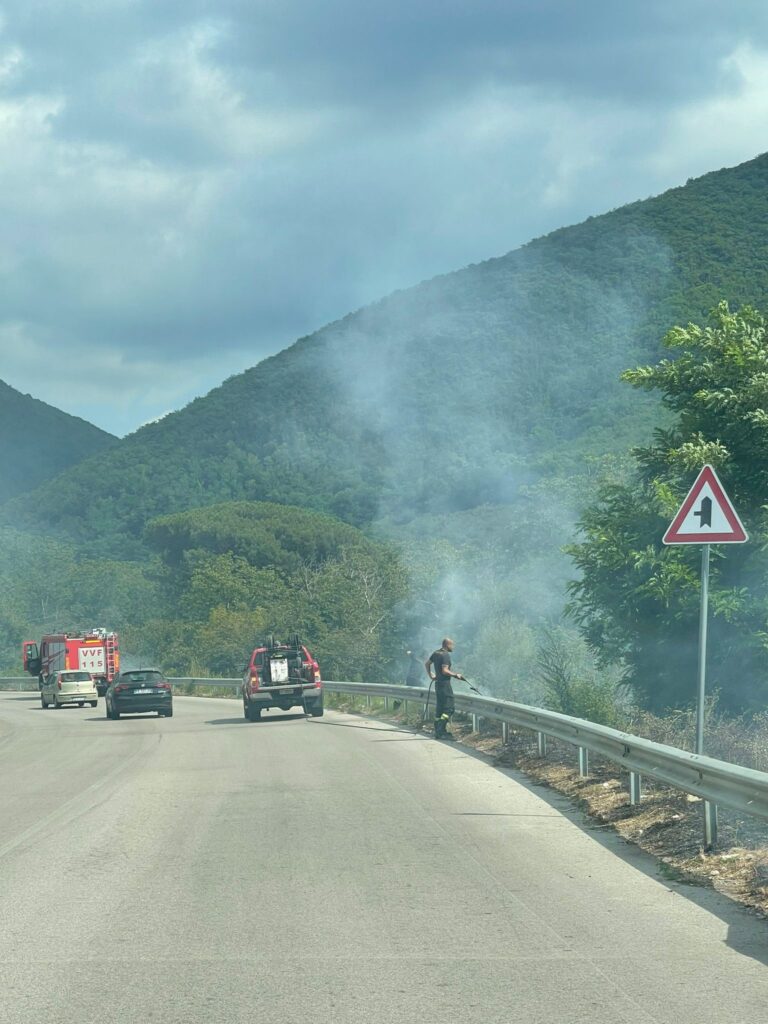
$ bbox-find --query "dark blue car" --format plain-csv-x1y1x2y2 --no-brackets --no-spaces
105,669,173,719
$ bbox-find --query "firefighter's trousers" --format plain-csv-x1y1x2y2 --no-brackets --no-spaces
434,679,455,737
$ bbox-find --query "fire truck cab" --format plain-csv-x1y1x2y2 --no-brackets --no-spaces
23,629,119,696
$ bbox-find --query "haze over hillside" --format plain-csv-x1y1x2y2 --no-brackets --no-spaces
0,380,115,504
3,153,768,557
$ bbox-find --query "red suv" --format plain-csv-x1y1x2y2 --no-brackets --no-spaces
242,634,323,722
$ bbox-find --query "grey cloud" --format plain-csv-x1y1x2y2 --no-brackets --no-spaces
7,2,768,125
1,1,768,434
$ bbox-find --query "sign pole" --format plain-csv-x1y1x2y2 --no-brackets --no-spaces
695,544,710,757
696,543,718,848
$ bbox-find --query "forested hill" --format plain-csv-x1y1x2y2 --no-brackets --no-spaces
4,153,768,556
0,380,115,504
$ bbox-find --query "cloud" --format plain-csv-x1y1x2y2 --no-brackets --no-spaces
650,44,768,178
0,319,254,438
1,2,768,434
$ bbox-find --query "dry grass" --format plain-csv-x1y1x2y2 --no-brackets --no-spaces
627,705,768,773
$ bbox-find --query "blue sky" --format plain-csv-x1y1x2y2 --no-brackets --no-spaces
1,1,768,436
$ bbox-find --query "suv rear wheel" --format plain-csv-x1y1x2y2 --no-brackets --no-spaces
246,701,262,722
306,698,324,718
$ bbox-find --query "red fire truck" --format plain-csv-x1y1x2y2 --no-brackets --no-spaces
23,629,120,696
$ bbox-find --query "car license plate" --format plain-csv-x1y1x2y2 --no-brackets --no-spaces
133,688,153,695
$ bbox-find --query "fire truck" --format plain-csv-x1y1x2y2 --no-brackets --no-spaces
23,629,120,697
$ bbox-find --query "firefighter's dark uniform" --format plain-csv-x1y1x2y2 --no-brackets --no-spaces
429,648,455,738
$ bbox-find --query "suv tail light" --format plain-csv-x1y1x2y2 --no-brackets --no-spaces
312,661,322,687
250,674,261,692
57,678,62,690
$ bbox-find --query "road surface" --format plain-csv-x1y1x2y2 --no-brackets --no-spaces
0,692,766,1023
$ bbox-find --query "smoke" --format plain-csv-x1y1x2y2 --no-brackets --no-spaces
306,226,676,695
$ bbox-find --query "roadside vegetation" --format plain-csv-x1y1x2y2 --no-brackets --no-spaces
569,301,768,715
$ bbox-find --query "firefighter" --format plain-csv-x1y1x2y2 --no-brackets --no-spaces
427,638,465,740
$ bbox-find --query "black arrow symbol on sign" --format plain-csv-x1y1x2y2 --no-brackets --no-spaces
694,496,712,528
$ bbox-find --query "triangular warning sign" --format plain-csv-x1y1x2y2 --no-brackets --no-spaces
663,465,748,545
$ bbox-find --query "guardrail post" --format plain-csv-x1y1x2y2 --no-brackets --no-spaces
703,802,718,850
629,772,642,805
578,746,589,777
502,722,510,745
471,713,480,732
384,696,390,711
537,731,547,757
366,694,371,708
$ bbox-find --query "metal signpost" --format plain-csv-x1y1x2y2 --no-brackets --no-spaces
663,465,748,848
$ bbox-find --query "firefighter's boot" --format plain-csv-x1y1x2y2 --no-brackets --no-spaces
441,712,456,740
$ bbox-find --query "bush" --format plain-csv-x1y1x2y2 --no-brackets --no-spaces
537,625,626,727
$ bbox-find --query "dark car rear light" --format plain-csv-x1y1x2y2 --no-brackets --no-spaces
156,681,171,690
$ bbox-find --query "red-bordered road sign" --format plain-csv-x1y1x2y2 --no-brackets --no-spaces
663,465,748,545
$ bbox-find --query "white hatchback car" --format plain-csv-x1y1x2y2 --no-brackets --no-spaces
41,670,98,709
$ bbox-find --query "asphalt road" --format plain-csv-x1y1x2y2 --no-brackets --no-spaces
0,692,767,1024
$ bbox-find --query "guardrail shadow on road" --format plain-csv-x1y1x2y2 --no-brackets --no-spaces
346,704,768,969
316,719,405,733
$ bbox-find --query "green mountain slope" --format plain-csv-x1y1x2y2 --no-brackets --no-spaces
0,380,115,504
4,153,768,556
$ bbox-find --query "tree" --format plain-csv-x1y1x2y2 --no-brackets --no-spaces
139,501,409,681
568,302,768,713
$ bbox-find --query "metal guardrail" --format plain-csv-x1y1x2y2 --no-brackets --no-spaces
0,677,35,690
170,677,241,691
0,677,242,691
